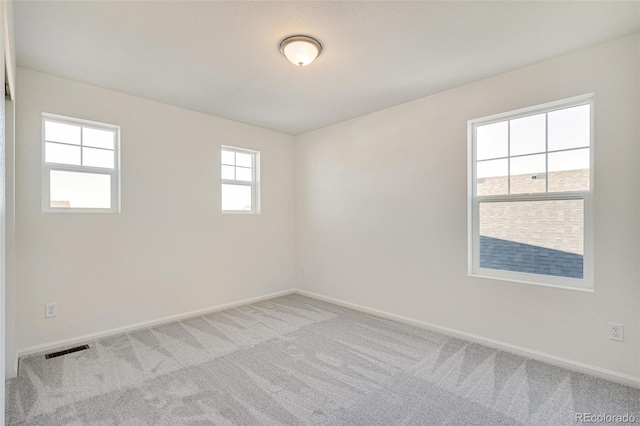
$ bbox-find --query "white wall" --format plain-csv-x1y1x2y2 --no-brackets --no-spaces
15,68,296,353
295,35,640,379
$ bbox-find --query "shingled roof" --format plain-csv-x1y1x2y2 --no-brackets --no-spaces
479,236,583,279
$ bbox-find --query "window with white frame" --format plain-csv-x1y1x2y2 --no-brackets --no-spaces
468,94,593,290
42,114,120,212
221,146,260,213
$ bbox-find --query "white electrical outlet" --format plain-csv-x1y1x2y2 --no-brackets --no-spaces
45,303,57,318
608,323,624,342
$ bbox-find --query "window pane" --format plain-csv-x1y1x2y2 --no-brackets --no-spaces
479,200,584,279
222,165,235,180
510,154,546,194
50,170,111,209
45,142,81,165
476,121,508,161
548,148,590,192
476,159,508,196
82,147,114,169
548,104,590,151
222,184,252,211
83,127,115,149
510,113,545,156
235,166,252,182
221,150,235,165
235,152,252,167
45,121,81,145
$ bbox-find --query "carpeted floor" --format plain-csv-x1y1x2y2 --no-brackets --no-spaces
6,294,640,425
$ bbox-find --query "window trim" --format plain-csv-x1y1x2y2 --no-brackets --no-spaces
41,113,121,213
221,145,260,214
467,94,594,291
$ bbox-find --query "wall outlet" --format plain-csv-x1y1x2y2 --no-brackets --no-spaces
45,303,57,318
301,267,306,277
608,323,624,342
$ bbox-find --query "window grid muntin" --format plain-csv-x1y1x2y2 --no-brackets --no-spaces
45,120,115,170
545,112,549,193
475,145,590,163
475,104,590,197
507,120,510,194
221,149,254,183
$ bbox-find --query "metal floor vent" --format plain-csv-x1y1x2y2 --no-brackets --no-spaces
45,344,90,359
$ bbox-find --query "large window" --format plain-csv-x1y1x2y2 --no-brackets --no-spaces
42,114,120,213
468,94,593,290
221,146,260,213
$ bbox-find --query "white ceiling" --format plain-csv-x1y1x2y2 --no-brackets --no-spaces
14,1,640,135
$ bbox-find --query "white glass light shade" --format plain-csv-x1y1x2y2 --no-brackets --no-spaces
279,35,322,67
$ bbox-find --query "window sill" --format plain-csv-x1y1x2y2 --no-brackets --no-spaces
469,270,593,293
221,210,259,215
42,208,119,214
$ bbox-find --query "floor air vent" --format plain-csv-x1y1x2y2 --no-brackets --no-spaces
45,345,90,359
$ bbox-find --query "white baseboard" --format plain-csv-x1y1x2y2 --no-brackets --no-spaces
295,289,640,389
14,287,640,390
6,359,18,380
16,288,296,361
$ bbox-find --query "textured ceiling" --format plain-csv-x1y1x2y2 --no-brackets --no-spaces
14,1,640,135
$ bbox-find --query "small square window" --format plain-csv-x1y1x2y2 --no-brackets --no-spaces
42,114,120,213
221,146,260,214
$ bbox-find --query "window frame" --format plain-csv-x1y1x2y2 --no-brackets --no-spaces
41,113,121,213
221,145,260,214
467,94,594,291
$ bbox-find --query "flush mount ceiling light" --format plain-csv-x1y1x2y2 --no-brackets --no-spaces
279,35,322,67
